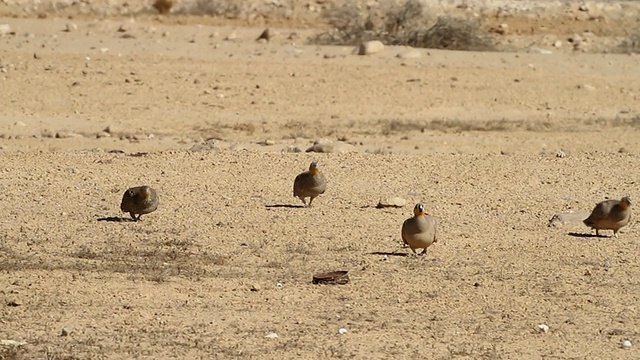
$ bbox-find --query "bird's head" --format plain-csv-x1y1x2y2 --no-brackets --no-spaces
413,203,425,217
309,161,320,176
621,196,632,209
139,186,152,200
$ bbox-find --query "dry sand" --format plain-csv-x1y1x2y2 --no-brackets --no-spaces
1,1,640,358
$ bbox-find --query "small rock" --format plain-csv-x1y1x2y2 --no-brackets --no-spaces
306,139,356,153
14,121,26,127
64,23,77,32
527,47,553,54
265,332,278,339
61,327,73,336
6,299,21,307
225,32,237,41
96,131,111,138
250,284,261,292
0,24,14,36
189,139,222,152
536,324,549,333
376,197,407,208
357,40,384,55
553,40,562,48
548,211,590,227
256,28,271,42
0,339,27,346
396,49,421,59
259,139,275,146
55,131,82,139
622,340,632,348
229,143,248,151
285,145,302,153
338,328,348,335
555,150,566,158
618,147,629,154
577,84,596,91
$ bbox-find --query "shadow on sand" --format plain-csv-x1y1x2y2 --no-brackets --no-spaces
97,216,135,222
265,204,305,209
567,232,608,238
370,251,409,257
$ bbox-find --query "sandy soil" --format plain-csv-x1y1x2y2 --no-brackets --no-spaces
1,1,640,359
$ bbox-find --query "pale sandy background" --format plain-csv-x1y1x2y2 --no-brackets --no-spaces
1,0,640,358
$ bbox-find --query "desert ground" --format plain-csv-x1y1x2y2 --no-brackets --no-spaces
1,0,640,358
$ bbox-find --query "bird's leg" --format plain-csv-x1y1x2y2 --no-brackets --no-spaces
614,231,619,238
129,212,137,221
410,248,418,256
299,197,307,207
420,248,428,256
595,229,600,237
307,196,315,207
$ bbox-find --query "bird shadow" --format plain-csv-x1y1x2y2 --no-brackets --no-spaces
97,216,135,222
370,251,409,257
265,204,305,209
567,232,609,238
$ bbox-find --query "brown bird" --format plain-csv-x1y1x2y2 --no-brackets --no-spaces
401,203,439,256
120,185,159,221
583,196,632,237
293,161,327,207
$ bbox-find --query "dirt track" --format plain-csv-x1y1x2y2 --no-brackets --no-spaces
1,1,640,358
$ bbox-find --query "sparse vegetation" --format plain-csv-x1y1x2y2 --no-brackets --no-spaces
614,32,640,54
311,0,494,51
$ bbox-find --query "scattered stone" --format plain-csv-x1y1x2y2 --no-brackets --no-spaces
0,24,14,36
622,340,632,348
555,150,566,158
547,210,590,227
6,299,20,307
553,40,562,48
306,139,356,153
250,284,261,292
258,139,275,146
338,328,348,335
285,145,303,153
527,47,553,54
189,139,222,152
376,197,407,208
265,332,278,339
357,40,384,55
0,339,27,346
490,23,508,35
256,28,271,42
396,49,421,59
225,32,237,41
14,121,26,127
229,143,248,151
618,147,629,154
55,131,82,139
536,324,550,333
577,84,596,91
95,131,111,138
61,327,74,336
64,23,77,32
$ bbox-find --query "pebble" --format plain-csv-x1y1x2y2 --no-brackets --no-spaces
189,139,223,152
55,131,83,139
338,328,348,335
396,49,421,59
61,327,74,336
64,23,77,32
377,196,407,208
306,139,357,153
547,211,590,227
622,340,632,348
265,332,278,339
0,24,13,36
357,40,384,55
250,284,261,292
225,32,237,41
536,324,550,333
0,339,27,346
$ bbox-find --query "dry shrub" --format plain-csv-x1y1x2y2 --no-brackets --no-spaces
408,16,494,51
311,0,494,51
175,0,243,17
614,33,640,54
153,0,173,14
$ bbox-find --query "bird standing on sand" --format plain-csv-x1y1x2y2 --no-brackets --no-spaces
293,161,327,207
583,196,632,237
402,203,439,256
120,185,159,221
